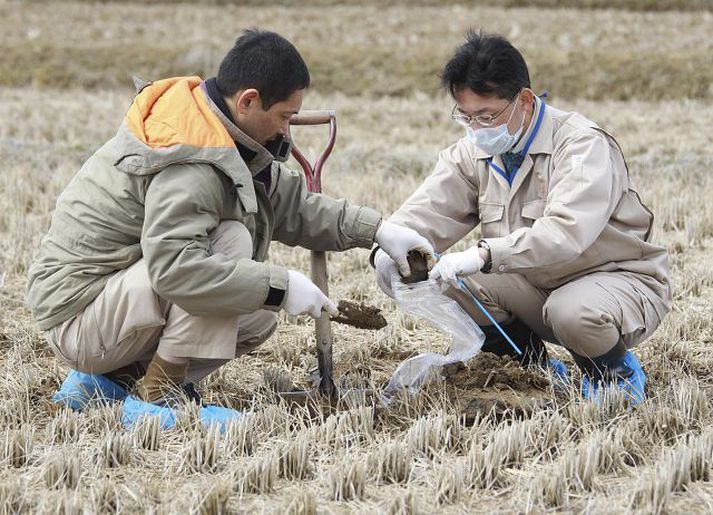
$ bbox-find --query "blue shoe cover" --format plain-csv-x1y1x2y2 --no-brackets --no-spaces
547,358,570,386
122,395,177,430
52,370,128,411
582,352,646,405
121,396,241,432
200,405,242,432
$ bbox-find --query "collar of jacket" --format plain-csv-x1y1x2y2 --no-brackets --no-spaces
471,96,555,160
111,76,260,214
200,79,274,177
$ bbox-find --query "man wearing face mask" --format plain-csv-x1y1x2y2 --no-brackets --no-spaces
372,31,671,405
27,29,432,427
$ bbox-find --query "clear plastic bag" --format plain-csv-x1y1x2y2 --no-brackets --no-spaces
384,273,484,394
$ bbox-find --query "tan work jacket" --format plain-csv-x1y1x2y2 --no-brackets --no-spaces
390,97,671,310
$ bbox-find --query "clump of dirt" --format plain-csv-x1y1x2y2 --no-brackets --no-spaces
331,300,387,330
440,352,553,421
400,250,430,284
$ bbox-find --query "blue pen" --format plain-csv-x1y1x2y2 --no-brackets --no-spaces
456,278,522,356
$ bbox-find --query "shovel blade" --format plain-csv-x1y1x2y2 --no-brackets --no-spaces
319,372,338,400
277,388,377,410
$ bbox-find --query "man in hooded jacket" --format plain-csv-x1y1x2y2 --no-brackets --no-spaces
28,29,432,427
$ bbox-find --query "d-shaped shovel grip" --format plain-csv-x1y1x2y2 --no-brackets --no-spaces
289,110,336,194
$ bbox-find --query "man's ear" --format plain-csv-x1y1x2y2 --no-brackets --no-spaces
235,88,261,114
520,88,535,108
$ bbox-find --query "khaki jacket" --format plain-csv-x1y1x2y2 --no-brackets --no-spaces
390,97,671,309
28,77,381,330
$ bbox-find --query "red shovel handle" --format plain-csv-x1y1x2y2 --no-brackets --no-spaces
289,110,337,194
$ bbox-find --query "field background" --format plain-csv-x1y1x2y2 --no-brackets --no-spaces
1,0,713,513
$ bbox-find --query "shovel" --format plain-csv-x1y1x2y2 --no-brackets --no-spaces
277,110,385,408
286,110,340,402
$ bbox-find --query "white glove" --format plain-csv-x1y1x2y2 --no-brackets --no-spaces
429,247,484,286
373,248,399,299
375,221,434,276
284,270,339,319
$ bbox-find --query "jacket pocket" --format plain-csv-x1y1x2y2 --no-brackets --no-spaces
521,199,546,225
479,203,505,237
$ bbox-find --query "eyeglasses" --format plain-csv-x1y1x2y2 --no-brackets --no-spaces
451,94,518,128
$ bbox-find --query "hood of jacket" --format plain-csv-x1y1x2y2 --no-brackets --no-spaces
108,76,258,213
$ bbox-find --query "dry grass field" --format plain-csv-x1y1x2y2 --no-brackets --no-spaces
2,1,713,513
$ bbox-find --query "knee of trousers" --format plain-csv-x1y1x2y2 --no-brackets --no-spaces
542,294,618,356
210,221,253,260
236,312,279,354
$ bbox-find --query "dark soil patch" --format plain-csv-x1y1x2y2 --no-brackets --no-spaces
400,250,430,284
331,300,387,330
441,352,553,422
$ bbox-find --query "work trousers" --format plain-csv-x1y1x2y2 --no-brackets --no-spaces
446,271,669,357
45,221,278,383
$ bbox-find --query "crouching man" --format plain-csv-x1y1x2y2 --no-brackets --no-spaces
373,31,671,404
27,29,431,428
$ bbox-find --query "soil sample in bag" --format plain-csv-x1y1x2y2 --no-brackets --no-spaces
331,300,388,330
400,250,430,284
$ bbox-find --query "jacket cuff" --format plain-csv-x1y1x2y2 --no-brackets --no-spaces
369,245,381,269
350,207,382,248
263,264,289,311
482,237,511,274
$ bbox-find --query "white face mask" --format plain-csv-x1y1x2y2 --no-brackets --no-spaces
465,95,526,155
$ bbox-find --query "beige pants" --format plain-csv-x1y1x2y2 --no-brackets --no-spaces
46,221,278,382
446,271,668,357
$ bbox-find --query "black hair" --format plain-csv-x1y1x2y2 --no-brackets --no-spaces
217,29,310,109
441,30,530,100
